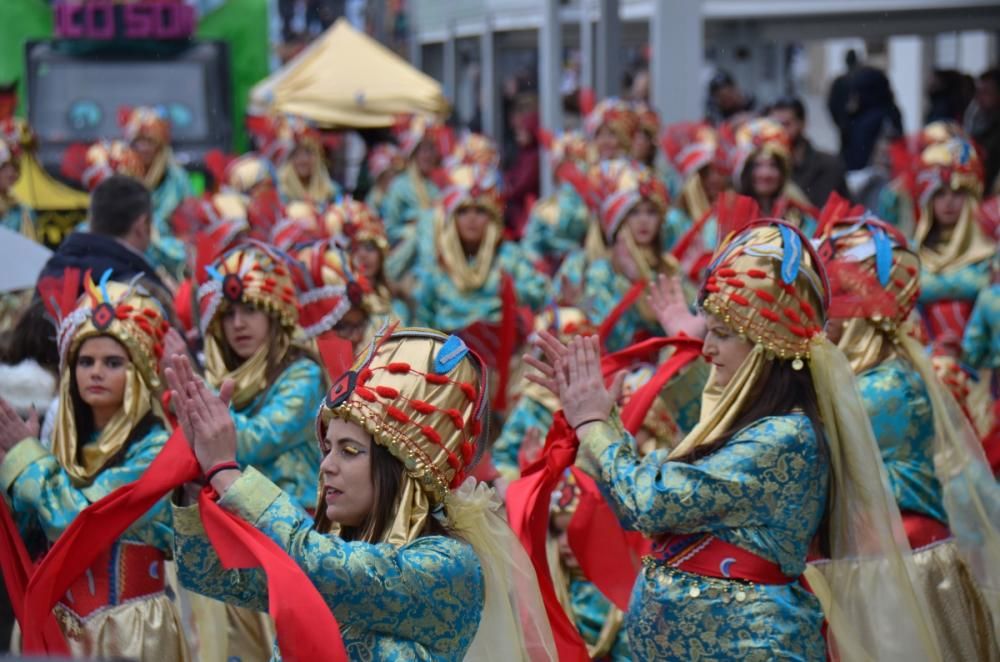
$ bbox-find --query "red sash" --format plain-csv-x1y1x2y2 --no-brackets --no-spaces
900,511,951,550
58,542,166,620
18,430,349,662
651,533,794,585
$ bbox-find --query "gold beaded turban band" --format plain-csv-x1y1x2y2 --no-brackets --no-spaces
197,241,299,337
52,271,168,390
318,327,489,505
583,98,639,151
701,220,829,365
44,271,170,485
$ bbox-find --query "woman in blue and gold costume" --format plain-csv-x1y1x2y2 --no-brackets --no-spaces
121,106,192,279
195,241,327,661
412,165,549,333
817,215,1000,657
0,273,189,661
530,220,944,660
731,118,817,235
274,116,341,206
169,326,556,660
579,159,676,351
381,116,444,247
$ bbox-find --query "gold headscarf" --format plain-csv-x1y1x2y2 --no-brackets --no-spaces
437,165,504,292
120,106,172,190
198,242,300,410
913,138,995,274
317,327,557,659
660,221,944,660
817,217,1000,633
51,275,169,486
583,98,638,153
277,142,336,205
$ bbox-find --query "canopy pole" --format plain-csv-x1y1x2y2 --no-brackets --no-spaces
481,15,500,141
539,0,562,197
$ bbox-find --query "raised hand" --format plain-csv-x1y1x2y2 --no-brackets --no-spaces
524,330,572,396
559,336,623,430
166,354,237,474
647,273,706,338
0,398,39,453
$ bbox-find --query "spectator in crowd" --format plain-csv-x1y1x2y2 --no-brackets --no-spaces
768,96,849,207
705,70,754,126
965,68,1000,192
35,175,174,315
826,52,903,171
925,69,975,125
503,107,541,238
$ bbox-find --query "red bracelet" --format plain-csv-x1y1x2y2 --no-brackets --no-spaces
205,460,240,483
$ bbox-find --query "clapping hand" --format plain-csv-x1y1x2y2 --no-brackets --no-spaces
647,274,706,339
525,332,623,431
0,398,39,457
164,353,237,477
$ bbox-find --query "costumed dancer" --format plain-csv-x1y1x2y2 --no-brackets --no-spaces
546,470,631,660
631,102,681,201
520,130,593,274
218,154,284,242
658,122,732,270
817,214,1000,655
323,198,409,325
168,326,557,660
578,159,677,351
364,143,404,218
412,164,549,378
731,118,817,234
550,100,642,299
194,241,327,662
274,116,341,206
120,107,192,279
0,272,189,660
294,238,373,354
381,115,446,247
913,137,997,435
529,220,945,660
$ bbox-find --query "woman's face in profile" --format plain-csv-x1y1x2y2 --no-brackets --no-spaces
701,314,753,388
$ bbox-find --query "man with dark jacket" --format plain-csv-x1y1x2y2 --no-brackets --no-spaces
769,96,849,207
35,175,176,317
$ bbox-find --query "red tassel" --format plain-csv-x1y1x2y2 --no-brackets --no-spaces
424,373,450,385
374,386,399,399
420,426,442,444
410,400,437,415
386,406,410,423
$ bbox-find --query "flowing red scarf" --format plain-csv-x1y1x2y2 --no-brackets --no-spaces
506,336,703,654
11,430,348,662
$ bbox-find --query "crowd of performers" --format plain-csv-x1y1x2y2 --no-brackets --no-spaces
0,97,998,661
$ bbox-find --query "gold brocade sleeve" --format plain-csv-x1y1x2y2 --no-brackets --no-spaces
0,438,48,493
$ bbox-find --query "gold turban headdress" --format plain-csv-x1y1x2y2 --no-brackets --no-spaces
49,271,169,485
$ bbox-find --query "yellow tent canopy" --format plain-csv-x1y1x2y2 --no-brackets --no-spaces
250,18,448,129
13,154,89,211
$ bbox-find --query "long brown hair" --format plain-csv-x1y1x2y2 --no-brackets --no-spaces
318,439,450,543
677,357,831,554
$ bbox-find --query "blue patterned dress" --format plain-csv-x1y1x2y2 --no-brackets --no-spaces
412,242,549,332
582,258,663,352
963,284,1000,370
381,169,440,247
0,423,172,550
173,467,484,661
146,162,192,279
566,579,631,661
576,412,829,660
0,200,37,241
521,184,590,263
857,358,947,522
231,357,327,512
